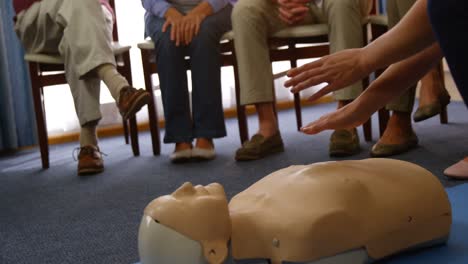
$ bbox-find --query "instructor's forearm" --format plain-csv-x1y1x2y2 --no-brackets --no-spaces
363,0,437,71
356,44,444,116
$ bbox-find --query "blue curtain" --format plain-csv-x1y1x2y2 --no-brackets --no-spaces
0,0,37,151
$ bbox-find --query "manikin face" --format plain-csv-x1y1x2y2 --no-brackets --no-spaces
139,182,231,264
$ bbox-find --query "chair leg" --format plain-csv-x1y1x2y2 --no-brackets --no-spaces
363,119,373,142
378,108,390,137
362,76,372,142
122,119,129,144
120,51,140,156
141,49,161,155
289,56,302,131
29,62,49,169
233,55,249,144
129,117,140,156
440,106,448,124
438,62,449,124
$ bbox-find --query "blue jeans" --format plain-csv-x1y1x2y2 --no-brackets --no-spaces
428,0,468,108
145,5,232,143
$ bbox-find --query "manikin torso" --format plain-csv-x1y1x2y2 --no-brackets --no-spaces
228,159,451,263
141,159,451,264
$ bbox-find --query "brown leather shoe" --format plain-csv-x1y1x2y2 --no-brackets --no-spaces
77,145,104,176
118,86,151,120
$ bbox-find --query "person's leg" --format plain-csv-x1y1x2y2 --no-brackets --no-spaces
15,0,105,174
188,6,232,157
413,64,450,122
428,0,468,179
231,0,290,138
232,0,291,160
428,0,468,106
320,0,367,156
373,0,419,157
146,13,193,159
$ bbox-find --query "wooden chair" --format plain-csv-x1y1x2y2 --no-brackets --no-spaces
137,32,239,155
25,0,140,169
368,13,449,137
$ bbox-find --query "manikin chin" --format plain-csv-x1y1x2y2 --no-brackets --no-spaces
138,158,452,264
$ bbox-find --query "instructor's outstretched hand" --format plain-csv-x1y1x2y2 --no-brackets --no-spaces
284,48,372,102
300,100,372,135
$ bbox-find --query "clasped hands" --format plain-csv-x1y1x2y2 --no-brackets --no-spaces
276,0,311,25
163,8,206,46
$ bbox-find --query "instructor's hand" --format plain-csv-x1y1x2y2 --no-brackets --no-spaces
285,48,371,102
300,101,371,135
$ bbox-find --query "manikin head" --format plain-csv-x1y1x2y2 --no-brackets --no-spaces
138,182,231,264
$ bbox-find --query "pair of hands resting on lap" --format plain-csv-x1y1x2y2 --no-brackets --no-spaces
163,3,213,46
275,0,310,25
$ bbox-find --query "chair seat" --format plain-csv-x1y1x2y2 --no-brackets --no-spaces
272,24,329,38
138,31,234,50
369,15,388,26
25,42,131,64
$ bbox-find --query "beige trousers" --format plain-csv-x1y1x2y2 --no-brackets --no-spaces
385,0,417,113
15,0,115,125
232,0,369,105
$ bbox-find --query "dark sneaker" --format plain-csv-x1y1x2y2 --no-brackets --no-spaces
370,133,419,157
235,133,284,161
329,128,361,157
118,86,151,120
77,145,104,176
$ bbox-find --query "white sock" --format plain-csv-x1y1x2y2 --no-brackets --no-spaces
96,64,129,103
80,124,98,147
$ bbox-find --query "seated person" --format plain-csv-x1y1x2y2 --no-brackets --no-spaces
232,0,373,161
139,159,451,264
284,0,468,178
13,0,151,175
142,0,234,162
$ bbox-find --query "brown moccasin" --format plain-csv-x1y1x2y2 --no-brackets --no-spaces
77,145,104,176
118,86,151,120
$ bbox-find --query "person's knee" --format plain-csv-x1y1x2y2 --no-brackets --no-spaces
324,0,361,17
231,0,264,28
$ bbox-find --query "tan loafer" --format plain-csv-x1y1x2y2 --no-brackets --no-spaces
413,93,450,122
371,134,419,157
235,133,284,161
329,128,361,157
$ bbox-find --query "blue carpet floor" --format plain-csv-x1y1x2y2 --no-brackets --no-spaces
0,102,467,264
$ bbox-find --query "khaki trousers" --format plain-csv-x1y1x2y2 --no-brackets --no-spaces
15,0,115,125
232,0,369,105
385,0,417,113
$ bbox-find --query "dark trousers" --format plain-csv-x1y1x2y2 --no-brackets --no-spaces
144,6,232,143
428,0,468,108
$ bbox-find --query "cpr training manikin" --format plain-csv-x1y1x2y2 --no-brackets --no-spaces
138,159,452,264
